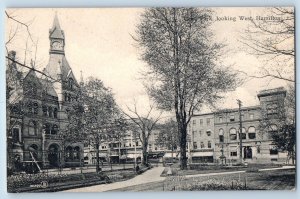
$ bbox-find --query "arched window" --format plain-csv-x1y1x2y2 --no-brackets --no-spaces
53,108,58,118
43,123,51,134
219,129,224,142
48,107,53,117
12,126,21,143
248,126,256,139
27,101,33,114
51,124,58,134
229,128,237,140
239,127,246,140
65,146,73,160
42,105,47,116
33,102,39,115
28,121,37,136
68,78,74,89
73,146,80,160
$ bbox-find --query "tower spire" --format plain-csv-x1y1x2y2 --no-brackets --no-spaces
49,12,64,39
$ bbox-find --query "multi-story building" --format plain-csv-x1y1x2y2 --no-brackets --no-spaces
188,113,215,163
188,87,288,164
7,14,83,169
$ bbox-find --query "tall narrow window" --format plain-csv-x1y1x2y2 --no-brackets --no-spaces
229,128,237,140
208,141,211,148
207,118,211,126
200,119,203,126
53,108,58,118
219,129,224,142
33,102,39,115
28,121,37,136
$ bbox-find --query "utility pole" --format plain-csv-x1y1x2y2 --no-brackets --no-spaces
237,99,243,164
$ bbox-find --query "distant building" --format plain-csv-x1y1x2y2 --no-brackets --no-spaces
188,87,288,164
7,14,83,169
188,113,215,163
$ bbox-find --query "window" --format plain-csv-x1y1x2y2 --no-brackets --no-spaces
219,129,224,142
199,130,202,137
270,145,278,155
28,121,37,136
33,102,38,114
73,146,80,160
206,130,211,136
51,124,58,134
12,127,20,143
229,128,237,140
206,118,211,126
200,119,203,126
192,120,196,125
267,103,279,117
43,123,51,134
219,117,223,123
53,108,58,118
193,142,197,149
27,102,34,114
200,142,205,148
208,141,211,148
248,127,256,139
249,113,254,120
48,107,53,118
68,78,74,89
42,106,47,116
230,151,237,156
230,115,235,122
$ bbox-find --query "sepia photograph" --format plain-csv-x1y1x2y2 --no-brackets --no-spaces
5,7,295,192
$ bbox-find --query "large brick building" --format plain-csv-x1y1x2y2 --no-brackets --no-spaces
7,14,83,169
188,87,288,164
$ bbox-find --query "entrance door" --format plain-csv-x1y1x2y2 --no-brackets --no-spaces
48,144,60,167
244,146,253,159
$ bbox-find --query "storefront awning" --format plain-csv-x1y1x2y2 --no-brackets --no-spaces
191,151,213,157
127,154,141,158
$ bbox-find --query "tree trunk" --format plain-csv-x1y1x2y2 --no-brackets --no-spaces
179,125,187,170
142,140,148,166
95,143,100,173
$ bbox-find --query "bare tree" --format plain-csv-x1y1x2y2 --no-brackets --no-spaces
135,8,238,169
123,100,162,166
240,7,295,83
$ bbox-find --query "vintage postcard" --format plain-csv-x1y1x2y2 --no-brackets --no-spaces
5,7,295,192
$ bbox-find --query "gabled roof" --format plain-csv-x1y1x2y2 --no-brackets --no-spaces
39,78,58,97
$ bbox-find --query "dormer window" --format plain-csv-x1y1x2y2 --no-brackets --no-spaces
68,78,74,89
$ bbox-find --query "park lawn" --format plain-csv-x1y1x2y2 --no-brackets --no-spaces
165,169,295,191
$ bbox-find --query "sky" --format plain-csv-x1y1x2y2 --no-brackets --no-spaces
5,8,294,116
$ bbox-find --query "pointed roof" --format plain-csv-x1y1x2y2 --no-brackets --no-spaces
49,13,64,39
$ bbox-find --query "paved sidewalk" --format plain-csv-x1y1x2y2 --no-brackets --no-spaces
64,166,166,192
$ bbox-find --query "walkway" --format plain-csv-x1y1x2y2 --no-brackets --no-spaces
64,166,166,192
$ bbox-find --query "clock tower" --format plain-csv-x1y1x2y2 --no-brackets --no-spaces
49,13,65,54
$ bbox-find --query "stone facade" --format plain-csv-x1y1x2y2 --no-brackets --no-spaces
7,14,83,169
188,87,288,164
